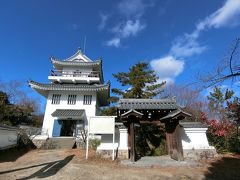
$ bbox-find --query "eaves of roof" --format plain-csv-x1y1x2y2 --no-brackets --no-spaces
51,109,85,118
160,109,192,121
28,80,110,92
121,109,144,118
51,58,101,67
180,122,207,128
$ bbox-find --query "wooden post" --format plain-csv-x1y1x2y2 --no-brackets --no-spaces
165,120,184,161
130,122,135,162
165,122,172,156
175,124,184,161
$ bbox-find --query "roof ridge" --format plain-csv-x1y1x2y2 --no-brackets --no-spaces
50,49,94,63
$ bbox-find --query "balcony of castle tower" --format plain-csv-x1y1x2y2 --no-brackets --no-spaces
48,69,100,84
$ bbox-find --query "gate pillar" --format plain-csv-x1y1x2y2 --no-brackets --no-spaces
165,120,184,161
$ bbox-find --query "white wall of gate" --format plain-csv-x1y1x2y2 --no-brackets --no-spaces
181,127,214,150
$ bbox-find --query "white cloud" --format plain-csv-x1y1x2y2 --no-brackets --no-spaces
71,23,80,30
148,0,240,83
170,0,240,58
106,37,121,47
170,33,207,57
147,0,240,83
104,0,153,48
198,0,240,29
157,77,174,86
150,56,185,84
98,12,108,30
118,0,153,18
112,19,146,38
106,19,145,47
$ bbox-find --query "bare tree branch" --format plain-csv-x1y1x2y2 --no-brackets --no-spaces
198,38,240,89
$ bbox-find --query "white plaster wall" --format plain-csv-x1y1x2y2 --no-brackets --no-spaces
97,128,129,151
181,127,214,149
97,128,119,150
118,129,128,150
62,67,93,77
42,90,97,137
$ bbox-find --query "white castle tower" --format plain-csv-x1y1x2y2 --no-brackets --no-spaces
29,49,110,137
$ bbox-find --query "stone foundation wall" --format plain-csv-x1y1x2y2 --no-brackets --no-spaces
117,149,129,159
32,139,47,149
183,149,217,160
96,150,115,158
96,149,129,159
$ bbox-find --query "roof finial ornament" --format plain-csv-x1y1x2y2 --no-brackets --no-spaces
172,96,176,101
77,47,82,54
49,56,55,62
83,36,87,54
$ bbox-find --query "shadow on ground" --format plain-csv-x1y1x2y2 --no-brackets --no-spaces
0,148,29,163
204,156,240,180
0,155,74,179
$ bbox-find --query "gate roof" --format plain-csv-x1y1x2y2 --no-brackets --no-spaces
118,98,179,110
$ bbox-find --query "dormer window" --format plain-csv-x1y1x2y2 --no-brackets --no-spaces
68,95,77,105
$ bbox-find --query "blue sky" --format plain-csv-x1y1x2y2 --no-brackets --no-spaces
0,0,239,110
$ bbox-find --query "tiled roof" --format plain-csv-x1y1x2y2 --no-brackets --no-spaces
160,109,192,120
51,58,101,67
51,109,85,117
28,80,110,92
28,80,109,106
180,122,207,128
118,98,179,110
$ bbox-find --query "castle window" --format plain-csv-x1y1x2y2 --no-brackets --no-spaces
83,95,92,105
68,95,77,105
52,94,61,104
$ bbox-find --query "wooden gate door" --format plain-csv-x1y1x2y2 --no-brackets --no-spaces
165,121,184,161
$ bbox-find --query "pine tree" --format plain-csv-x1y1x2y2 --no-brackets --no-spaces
207,86,234,120
112,62,165,100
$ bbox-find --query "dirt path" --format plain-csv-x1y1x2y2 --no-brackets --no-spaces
0,149,239,180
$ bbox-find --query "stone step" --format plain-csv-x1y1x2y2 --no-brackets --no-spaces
42,137,76,149
31,135,49,149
